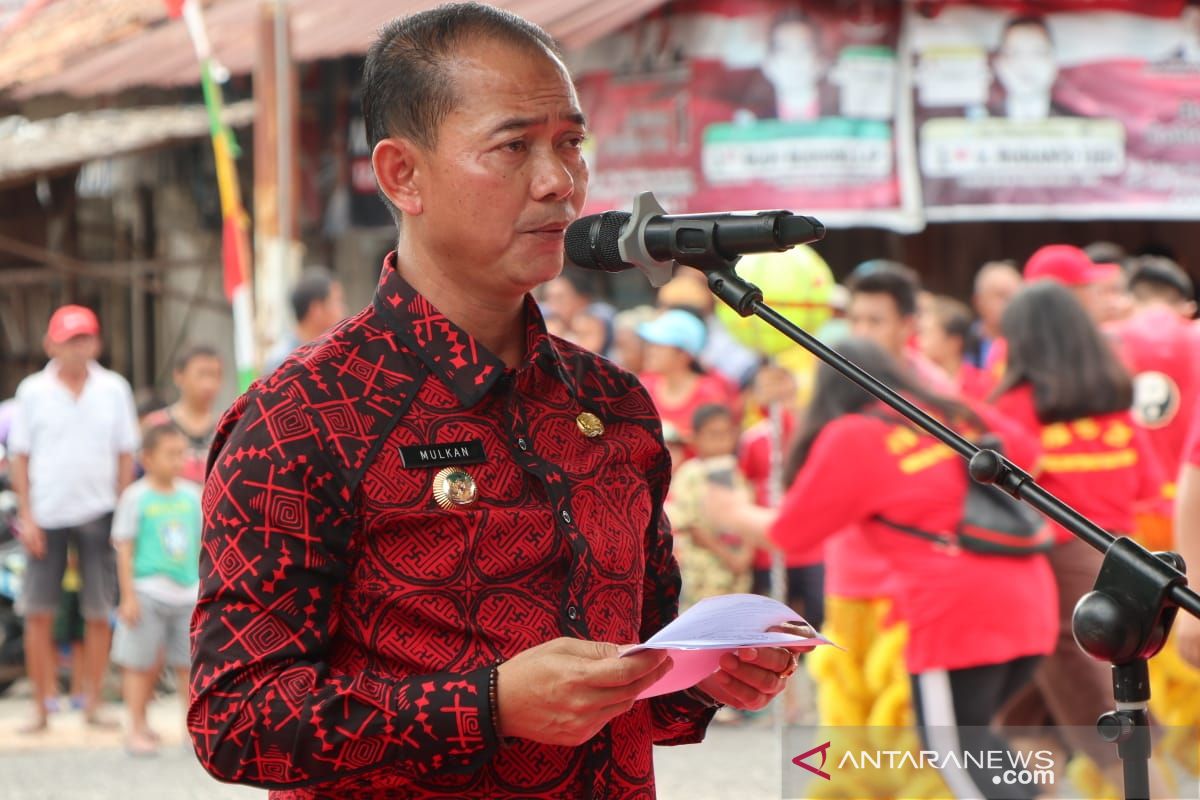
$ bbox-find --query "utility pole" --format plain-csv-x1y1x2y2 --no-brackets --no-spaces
253,0,300,369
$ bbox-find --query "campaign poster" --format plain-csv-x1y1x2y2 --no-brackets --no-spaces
909,0,1200,220
570,0,922,231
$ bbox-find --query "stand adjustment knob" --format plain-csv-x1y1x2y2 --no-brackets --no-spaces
1096,711,1133,743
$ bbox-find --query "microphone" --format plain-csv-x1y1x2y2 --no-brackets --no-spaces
565,191,825,287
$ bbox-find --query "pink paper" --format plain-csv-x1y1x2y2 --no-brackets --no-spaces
635,647,728,699
617,594,836,699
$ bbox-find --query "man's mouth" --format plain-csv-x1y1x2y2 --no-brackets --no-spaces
527,222,568,234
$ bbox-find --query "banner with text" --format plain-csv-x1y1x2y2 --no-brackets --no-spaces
571,0,922,231
909,0,1200,221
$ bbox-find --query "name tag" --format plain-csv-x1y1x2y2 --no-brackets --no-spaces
399,439,486,469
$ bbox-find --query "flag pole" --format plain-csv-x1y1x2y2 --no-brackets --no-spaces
168,0,257,391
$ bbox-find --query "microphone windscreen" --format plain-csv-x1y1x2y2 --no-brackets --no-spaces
565,211,631,272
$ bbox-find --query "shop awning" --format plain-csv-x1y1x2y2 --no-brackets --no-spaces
0,0,671,100
0,99,254,187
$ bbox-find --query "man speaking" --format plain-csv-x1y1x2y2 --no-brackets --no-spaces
189,4,805,797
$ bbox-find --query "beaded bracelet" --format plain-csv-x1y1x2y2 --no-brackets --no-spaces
488,665,505,743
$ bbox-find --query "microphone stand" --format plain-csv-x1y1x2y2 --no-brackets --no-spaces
658,216,1200,800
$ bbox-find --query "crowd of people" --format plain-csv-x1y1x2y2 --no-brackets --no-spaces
2,268,345,756
5,233,1200,794
540,241,1200,797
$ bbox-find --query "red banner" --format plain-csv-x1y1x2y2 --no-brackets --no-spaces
572,0,921,230
910,0,1200,220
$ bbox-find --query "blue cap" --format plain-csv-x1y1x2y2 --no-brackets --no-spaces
637,309,707,357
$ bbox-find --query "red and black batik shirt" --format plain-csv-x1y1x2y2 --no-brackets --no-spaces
190,253,715,799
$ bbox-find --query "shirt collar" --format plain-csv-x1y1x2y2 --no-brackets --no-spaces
372,251,576,407
46,359,100,381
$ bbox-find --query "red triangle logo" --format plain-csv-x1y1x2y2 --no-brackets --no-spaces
792,741,832,781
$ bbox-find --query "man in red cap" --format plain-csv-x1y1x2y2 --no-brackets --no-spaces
984,244,1127,377
1023,243,1126,324
8,304,139,732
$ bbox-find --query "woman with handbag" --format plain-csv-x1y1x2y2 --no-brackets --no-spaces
990,281,1169,794
706,337,1057,800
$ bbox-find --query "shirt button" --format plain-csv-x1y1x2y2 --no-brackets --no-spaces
567,606,579,620
517,438,528,451
561,510,572,524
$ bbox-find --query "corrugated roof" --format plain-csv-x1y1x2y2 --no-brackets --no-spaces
9,0,257,99
0,0,54,37
0,99,254,186
4,0,671,100
0,0,184,95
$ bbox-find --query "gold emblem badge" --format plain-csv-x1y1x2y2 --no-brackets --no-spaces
576,412,604,438
432,467,477,509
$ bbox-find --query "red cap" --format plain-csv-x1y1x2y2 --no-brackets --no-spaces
1024,245,1120,287
46,305,100,344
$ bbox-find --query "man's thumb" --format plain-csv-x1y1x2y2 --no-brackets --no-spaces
576,639,622,660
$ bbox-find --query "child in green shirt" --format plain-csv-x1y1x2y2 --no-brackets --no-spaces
110,422,201,756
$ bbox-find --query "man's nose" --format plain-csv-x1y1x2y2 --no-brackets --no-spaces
530,150,574,202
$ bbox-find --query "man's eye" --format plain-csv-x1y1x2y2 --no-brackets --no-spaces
563,135,586,150
505,140,527,152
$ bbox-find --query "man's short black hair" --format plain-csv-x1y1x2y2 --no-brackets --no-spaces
1084,241,1127,270
1127,255,1195,303
362,4,561,221
291,267,337,323
174,343,221,373
363,3,560,153
846,260,920,318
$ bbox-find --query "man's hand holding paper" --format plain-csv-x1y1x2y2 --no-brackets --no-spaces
692,620,816,711
619,594,834,707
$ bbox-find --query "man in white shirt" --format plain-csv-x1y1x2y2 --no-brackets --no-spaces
8,305,139,732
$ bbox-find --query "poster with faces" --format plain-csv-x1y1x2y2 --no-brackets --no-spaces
570,0,923,233
571,0,1200,228
909,0,1200,221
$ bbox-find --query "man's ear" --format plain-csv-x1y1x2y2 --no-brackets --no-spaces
372,137,423,216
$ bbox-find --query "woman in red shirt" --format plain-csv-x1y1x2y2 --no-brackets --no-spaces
990,281,1168,790
709,339,1056,800
637,308,740,443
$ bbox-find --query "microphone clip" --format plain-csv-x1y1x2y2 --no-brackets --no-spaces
624,191,763,316
619,192,676,288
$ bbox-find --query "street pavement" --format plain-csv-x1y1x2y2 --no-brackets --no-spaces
0,679,784,800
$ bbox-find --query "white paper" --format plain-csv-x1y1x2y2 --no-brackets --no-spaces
620,593,835,699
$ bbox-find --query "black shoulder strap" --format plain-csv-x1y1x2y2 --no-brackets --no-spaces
871,514,954,546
